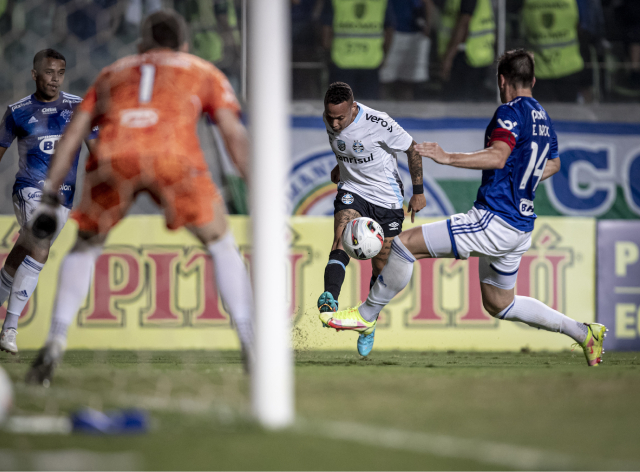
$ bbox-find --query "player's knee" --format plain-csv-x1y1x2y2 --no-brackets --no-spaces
482,295,512,317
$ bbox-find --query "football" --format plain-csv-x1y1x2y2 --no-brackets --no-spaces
0,366,12,425
342,217,385,260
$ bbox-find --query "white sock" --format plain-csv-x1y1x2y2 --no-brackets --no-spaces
0,267,13,307
359,236,416,322
4,257,44,331
497,295,588,343
47,245,102,342
208,232,254,356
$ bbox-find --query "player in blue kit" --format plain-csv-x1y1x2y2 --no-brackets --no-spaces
320,49,607,366
0,49,98,354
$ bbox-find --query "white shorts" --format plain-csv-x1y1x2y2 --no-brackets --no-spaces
13,187,70,243
421,206,532,290
379,32,430,83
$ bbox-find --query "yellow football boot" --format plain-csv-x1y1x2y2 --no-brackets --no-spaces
319,306,376,335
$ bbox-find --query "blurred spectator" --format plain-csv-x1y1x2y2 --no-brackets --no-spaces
292,0,324,99
613,0,640,91
436,0,496,101
125,0,162,26
178,0,242,93
380,0,434,100
321,0,395,100
522,0,585,102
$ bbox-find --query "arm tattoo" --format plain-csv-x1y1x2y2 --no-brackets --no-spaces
406,141,423,185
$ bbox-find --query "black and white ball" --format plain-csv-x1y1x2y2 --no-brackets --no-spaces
342,217,384,260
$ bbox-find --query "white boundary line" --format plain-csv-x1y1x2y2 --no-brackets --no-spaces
13,385,640,470
293,419,640,471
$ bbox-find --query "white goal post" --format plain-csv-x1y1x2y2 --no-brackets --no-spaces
248,0,295,428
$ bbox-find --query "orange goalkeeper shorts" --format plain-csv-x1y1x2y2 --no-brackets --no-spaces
72,155,221,234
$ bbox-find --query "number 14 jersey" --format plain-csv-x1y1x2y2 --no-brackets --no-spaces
476,96,559,232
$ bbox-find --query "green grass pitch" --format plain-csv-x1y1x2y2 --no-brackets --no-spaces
1,349,640,470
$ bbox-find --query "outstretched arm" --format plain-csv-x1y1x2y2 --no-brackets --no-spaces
415,141,512,170
215,108,250,182
44,109,93,195
406,140,426,223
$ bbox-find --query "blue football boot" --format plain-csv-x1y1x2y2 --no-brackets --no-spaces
357,328,375,356
318,291,338,327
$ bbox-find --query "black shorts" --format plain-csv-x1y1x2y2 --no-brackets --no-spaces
334,190,404,238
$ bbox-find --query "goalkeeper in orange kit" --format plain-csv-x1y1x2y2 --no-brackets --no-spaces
26,9,254,384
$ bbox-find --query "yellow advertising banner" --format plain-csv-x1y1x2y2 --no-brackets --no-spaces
0,215,595,351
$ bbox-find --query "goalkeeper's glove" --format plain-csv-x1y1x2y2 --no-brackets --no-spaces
29,187,61,240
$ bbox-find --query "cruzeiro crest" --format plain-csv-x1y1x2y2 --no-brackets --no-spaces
60,109,73,123
337,140,346,152
352,140,364,153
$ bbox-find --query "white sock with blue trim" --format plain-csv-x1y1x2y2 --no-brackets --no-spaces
4,256,44,331
496,296,588,343
48,245,102,342
359,236,416,322
0,268,13,307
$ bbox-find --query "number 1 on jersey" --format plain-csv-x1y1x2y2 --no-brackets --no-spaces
520,141,549,191
139,64,156,104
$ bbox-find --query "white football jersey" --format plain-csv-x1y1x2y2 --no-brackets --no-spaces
324,103,413,209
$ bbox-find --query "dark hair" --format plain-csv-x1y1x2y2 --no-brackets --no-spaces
324,82,354,105
33,49,66,69
140,9,187,53
497,49,535,89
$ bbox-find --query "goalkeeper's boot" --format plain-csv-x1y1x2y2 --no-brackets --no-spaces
0,328,18,355
357,328,376,357
319,306,376,335
25,336,66,387
577,323,607,367
318,291,338,315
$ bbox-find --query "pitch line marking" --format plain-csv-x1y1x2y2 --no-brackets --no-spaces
293,418,640,471
14,385,640,470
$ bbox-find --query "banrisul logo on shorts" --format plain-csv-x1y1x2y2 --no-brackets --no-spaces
341,193,354,205
353,140,364,153
38,135,61,154
337,140,346,152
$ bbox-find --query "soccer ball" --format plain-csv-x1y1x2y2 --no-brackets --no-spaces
342,217,384,260
0,366,12,425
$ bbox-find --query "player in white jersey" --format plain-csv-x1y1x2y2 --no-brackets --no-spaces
319,50,606,367
317,82,426,356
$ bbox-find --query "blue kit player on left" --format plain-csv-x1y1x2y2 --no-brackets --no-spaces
0,49,98,354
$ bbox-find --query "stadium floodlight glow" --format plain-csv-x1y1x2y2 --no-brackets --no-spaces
248,0,295,428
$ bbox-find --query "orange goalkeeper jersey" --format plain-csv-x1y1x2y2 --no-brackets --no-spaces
79,49,240,169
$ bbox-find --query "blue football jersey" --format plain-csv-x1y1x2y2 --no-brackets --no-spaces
0,91,98,208
475,96,559,232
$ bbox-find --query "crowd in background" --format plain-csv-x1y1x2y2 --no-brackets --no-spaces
0,0,638,103
294,0,640,102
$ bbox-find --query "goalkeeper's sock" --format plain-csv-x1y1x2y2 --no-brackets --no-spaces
4,257,43,331
208,232,254,355
496,296,588,344
0,267,13,307
359,237,415,322
48,245,102,342
324,249,350,300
